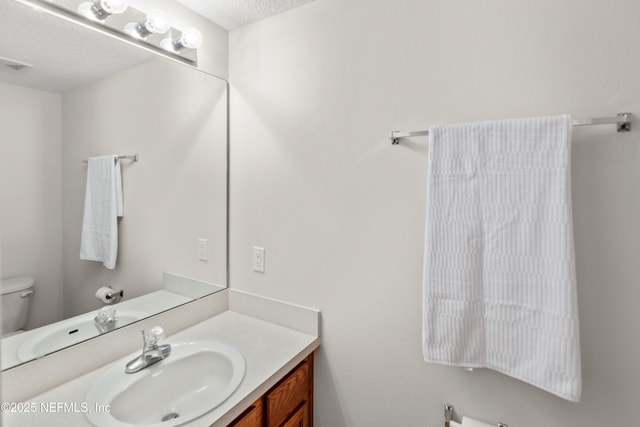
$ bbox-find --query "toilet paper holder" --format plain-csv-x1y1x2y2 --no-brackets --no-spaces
445,403,508,427
96,286,124,304
106,288,124,300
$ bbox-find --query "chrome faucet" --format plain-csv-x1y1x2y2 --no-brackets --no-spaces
94,306,117,333
125,326,171,374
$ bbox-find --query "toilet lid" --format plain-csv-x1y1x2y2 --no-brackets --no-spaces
1,276,34,295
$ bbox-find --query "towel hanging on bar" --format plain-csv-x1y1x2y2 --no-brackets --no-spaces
79,155,125,269
82,154,139,163
390,112,632,144
423,115,582,401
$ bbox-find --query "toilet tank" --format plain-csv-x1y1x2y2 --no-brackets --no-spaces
1,276,35,335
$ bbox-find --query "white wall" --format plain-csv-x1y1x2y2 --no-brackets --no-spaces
229,0,640,426
0,83,63,329
62,59,227,318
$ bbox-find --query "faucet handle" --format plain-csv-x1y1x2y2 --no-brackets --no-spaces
142,326,165,350
96,306,116,324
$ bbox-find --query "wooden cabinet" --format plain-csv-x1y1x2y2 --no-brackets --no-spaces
266,356,310,426
280,403,308,427
228,398,264,427
227,353,314,427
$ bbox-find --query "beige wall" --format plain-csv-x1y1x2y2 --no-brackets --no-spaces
61,58,227,318
229,0,640,425
0,83,63,329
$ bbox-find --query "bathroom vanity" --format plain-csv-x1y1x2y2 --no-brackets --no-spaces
230,353,313,427
1,289,320,427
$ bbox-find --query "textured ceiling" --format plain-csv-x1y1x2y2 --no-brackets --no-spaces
0,0,154,93
0,0,314,93
175,0,314,31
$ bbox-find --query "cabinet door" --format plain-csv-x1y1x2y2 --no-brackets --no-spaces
281,403,308,427
266,360,310,427
227,398,264,427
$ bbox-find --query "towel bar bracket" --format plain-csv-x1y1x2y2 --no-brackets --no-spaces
617,112,632,132
444,403,453,427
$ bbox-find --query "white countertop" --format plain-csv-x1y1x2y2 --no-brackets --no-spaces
2,309,320,427
2,290,193,371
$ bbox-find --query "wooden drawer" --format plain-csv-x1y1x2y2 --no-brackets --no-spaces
281,402,309,427
227,398,264,427
266,360,310,427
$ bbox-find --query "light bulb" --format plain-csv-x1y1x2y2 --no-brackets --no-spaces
160,37,176,52
100,0,127,15
145,9,169,34
77,2,98,20
124,22,142,38
125,9,169,39
77,0,128,21
177,27,202,49
160,27,202,52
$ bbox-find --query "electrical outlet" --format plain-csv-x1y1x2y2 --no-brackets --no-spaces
253,247,265,273
198,238,208,262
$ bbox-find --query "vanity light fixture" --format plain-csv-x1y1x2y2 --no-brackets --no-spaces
124,9,170,39
71,1,200,60
77,0,128,21
160,27,203,52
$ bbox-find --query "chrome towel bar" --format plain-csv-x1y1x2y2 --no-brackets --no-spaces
82,154,139,163
391,112,632,144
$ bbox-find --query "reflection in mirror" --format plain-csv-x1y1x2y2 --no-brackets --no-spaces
0,0,228,370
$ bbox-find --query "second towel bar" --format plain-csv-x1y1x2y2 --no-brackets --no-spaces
82,154,139,163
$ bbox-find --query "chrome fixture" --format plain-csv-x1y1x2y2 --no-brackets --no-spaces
94,306,117,333
124,9,170,39
125,326,172,374
35,0,200,62
98,286,124,302
161,27,203,52
390,112,633,144
77,0,128,21
82,154,138,164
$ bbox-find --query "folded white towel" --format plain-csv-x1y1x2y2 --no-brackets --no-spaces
422,115,581,401
80,155,123,269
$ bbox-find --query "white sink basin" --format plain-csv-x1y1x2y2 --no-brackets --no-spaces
17,310,148,361
85,340,245,427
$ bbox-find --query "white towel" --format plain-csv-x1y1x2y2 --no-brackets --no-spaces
80,155,123,269
422,115,581,401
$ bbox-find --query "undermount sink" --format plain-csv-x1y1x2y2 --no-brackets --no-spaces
17,310,148,361
85,340,246,427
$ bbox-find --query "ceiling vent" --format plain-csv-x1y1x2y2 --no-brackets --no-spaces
0,56,33,71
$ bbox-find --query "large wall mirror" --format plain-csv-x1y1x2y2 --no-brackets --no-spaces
0,0,228,370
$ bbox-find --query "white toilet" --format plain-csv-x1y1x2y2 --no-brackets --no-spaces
1,276,34,336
